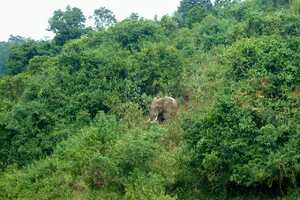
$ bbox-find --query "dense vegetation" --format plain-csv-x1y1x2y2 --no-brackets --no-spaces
0,0,300,199
0,36,24,75
0,42,9,74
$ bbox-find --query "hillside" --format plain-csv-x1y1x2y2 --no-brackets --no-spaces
0,0,300,199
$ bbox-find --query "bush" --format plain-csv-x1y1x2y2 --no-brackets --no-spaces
182,35,300,197
132,42,185,96
227,36,300,95
193,15,233,50
112,19,162,51
183,95,300,196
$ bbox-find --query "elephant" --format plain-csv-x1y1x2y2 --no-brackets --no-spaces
149,96,178,123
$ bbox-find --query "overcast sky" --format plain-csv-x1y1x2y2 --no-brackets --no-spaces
0,0,181,42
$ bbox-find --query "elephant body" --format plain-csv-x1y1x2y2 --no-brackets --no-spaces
150,96,178,123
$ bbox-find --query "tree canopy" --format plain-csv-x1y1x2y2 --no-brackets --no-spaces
92,7,117,30
48,6,87,45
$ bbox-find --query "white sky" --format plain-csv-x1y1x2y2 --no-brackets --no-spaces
0,0,181,42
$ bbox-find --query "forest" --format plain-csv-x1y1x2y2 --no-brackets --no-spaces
0,0,300,199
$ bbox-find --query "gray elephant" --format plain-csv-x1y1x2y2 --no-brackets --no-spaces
150,96,178,123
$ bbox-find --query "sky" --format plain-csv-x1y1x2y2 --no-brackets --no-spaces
0,0,181,42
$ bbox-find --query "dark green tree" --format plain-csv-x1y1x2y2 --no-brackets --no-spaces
185,5,209,26
0,43,9,75
6,40,59,75
112,19,162,51
160,15,179,36
48,6,86,45
178,0,213,25
193,15,232,50
128,12,140,20
0,35,27,75
214,0,233,8
8,35,26,44
7,40,37,75
92,7,117,30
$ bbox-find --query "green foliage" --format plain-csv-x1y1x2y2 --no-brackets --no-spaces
0,42,10,74
0,113,175,199
48,6,87,45
132,42,184,96
0,73,26,102
214,0,233,8
193,15,233,50
256,0,290,10
1,0,300,199
160,15,179,36
128,12,140,20
0,113,120,199
92,7,117,30
182,35,300,197
185,5,209,27
183,95,300,195
228,36,300,94
112,19,162,51
0,101,56,167
0,36,27,75
177,0,212,26
6,40,59,75
178,0,213,26
245,11,300,37
290,0,300,14
124,172,175,200
173,28,196,56
27,55,52,73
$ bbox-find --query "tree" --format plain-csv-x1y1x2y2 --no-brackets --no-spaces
6,40,59,75
6,40,37,75
0,36,27,75
0,42,9,75
214,0,233,8
112,19,162,51
178,0,213,18
132,43,184,96
128,12,140,20
92,7,117,30
193,15,231,50
8,35,26,44
185,5,209,26
160,15,179,36
48,6,86,45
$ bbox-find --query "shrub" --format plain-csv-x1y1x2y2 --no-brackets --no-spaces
193,15,233,50
182,95,300,196
227,36,300,95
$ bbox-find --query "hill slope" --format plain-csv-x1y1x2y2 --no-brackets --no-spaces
0,0,300,199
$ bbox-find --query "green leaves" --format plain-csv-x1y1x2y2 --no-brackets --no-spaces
92,7,117,30
193,15,232,50
1,0,300,199
132,42,184,96
112,19,162,51
183,94,300,194
182,34,300,197
6,40,59,75
177,0,213,26
228,36,300,96
48,6,87,45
